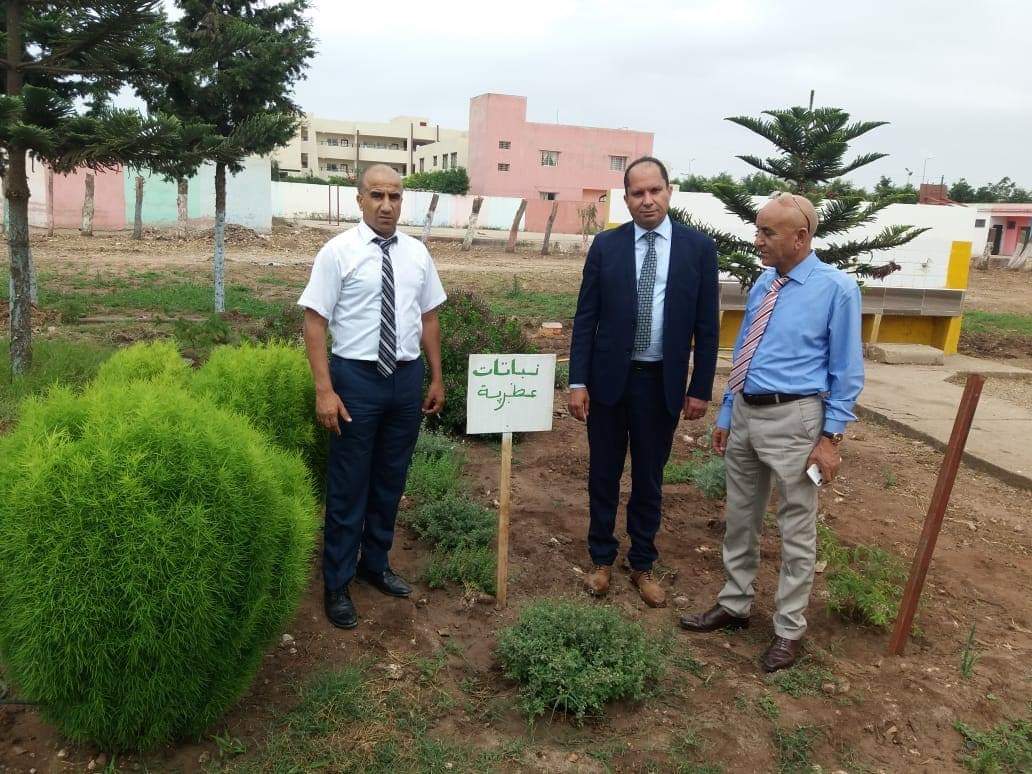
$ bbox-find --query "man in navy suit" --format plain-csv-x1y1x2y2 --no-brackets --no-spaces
568,156,719,608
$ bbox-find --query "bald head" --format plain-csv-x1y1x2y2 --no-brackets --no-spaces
358,164,402,194
754,193,820,273
765,193,819,235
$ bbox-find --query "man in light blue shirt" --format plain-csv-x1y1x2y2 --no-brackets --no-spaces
681,193,863,673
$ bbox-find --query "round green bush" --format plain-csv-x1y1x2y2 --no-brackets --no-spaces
429,292,534,436
191,341,326,481
496,599,662,722
0,382,317,750
93,339,191,387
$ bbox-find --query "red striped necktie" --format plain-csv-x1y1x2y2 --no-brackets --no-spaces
727,275,790,394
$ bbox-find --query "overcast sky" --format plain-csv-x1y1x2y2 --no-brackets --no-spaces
284,0,1029,189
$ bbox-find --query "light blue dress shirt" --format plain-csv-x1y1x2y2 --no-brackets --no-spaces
631,215,671,362
716,251,864,434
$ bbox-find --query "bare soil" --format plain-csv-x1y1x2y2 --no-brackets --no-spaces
1,229,1031,773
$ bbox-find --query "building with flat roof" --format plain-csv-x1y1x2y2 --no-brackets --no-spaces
467,93,653,203
272,114,466,179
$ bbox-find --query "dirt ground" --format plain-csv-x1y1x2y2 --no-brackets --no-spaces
2,228,1031,773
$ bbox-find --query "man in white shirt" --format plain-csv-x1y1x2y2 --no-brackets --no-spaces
298,164,447,630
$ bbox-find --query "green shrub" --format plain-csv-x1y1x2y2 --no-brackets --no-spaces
496,599,662,722
192,342,326,480
0,382,317,749
403,495,495,558
402,167,469,194
428,292,534,436
955,712,1032,773
93,340,191,387
817,523,907,628
405,432,464,502
173,314,239,359
664,453,726,499
0,339,113,427
426,545,496,594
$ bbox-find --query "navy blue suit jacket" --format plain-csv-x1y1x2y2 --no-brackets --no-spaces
569,219,720,417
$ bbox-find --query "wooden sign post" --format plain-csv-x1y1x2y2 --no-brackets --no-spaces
466,354,556,608
887,372,985,655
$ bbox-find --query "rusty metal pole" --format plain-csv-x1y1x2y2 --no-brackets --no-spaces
887,372,985,655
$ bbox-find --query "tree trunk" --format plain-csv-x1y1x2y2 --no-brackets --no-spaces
45,166,54,237
6,0,32,374
80,173,95,236
213,162,226,312
177,177,188,236
133,175,144,240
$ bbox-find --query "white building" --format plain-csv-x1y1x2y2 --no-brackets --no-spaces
272,114,467,179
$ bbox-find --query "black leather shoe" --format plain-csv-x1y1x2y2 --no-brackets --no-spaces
761,636,803,673
356,566,412,598
324,585,358,629
679,604,750,633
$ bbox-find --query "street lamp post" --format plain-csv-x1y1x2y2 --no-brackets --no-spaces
921,155,934,186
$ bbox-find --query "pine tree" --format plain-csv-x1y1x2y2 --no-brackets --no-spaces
136,1,314,312
1,1,183,374
672,100,929,287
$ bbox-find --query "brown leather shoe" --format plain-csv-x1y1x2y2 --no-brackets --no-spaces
585,565,611,596
679,604,750,632
629,570,667,608
761,636,803,673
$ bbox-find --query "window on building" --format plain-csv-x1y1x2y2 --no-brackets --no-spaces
540,191,557,200
451,152,457,168
300,153,308,169
540,150,559,167
442,155,449,170
499,140,511,150
609,155,627,172
300,126,308,141
974,218,986,227
390,143,399,150
433,155,438,167
420,158,425,172
325,163,339,172
1007,220,1016,230
327,138,338,146
498,163,510,172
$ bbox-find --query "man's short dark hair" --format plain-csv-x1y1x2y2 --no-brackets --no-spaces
623,156,669,190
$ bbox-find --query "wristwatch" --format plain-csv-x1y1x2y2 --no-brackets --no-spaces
821,431,844,444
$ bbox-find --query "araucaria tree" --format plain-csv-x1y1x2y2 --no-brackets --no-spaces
673,102,928,286
1,1,180,374
139,1,314,312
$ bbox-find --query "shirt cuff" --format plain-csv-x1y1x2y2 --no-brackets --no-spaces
716,404,732,430
569,383,586,390
297,299,331,321
823,418,848,434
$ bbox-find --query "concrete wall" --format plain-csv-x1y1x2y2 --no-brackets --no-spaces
50,167,127,230
524,199,609,235
608,191,974,290
271,181,526,231
468,93,653,201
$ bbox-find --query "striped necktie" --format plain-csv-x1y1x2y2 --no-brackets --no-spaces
633,231,659,351
727,275,790,394
373,235,398,378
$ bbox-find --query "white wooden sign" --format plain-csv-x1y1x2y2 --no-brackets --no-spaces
465,354,556,435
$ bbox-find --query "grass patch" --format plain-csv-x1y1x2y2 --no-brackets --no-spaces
964,311,1032,336
773,725,820,774
756,692,781,721
960,624,980,680
955,710,1032,773
664,452,726,499
39,278,281,318
669,725,723,773
0,339,114,426
767,660,836,699
818,523,907,628
486,278,577,321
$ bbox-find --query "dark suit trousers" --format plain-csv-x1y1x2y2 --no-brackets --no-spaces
586,364,679,571
323,356,423,592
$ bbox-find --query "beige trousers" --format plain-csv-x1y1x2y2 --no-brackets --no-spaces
717,394,823,640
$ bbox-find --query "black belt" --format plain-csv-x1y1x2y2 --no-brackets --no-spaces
741,392,815,406
630,360,663,371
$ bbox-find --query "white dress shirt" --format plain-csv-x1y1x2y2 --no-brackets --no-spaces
298,221,447,361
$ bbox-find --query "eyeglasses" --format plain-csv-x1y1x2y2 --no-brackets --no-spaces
773,191,814,234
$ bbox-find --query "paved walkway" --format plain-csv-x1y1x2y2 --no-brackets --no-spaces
857,355,1032,490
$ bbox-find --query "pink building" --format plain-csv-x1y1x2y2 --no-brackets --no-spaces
467,93,653,230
